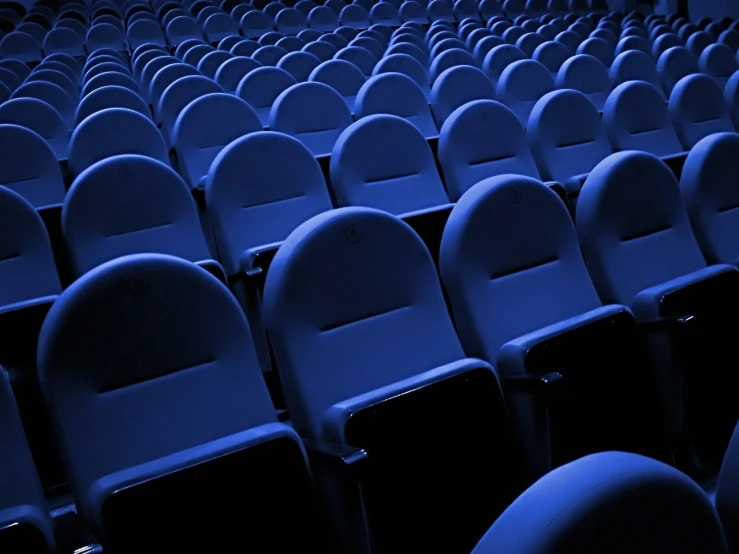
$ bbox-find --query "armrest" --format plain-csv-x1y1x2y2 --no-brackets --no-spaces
191,184,206,211
562,174,588,197
544,181,573,215
501,372,565,396
302,438,369,474
228,243,281,288
639,314,698,335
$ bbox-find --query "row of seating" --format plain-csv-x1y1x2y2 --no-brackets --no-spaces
2,2,739,552
4,137,739,550
0,0,614,63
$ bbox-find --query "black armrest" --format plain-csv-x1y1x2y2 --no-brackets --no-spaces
191,184,206,211
502,372,565,396
639,314,698,335
303,438,369,475
227,247,279,290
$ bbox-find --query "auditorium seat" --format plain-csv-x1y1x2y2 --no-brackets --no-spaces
669,73,735,150
150,63,200,113
11,81,75,129
680,132,739,265
172,93,261,187
277,50,321,81
303,39,339,62
37,253,329,552
698,43,738,88
82,70,140,99
355,73,438,139
0,97,69,161
205,131,333,277
62,155,214,276
603,81,684,159
657,46,698,95
158,75,222,143
438,100,543,201
577,36,613,67
556,53,611,111
482,43,525,86
429,47,476,82
527,89,612,197
269,81,352,157
0,369,55,554
472,452,728,553
496,59,555,125
237,66,296,127
263,206,521,553
0,124,65,209
197,50,233,80
717,423,739,553
0,185,61,311
532,39,570,78
609,49,662,91
373,53,429,97
578,150,739,473
430,65,495,127
67,107,169,178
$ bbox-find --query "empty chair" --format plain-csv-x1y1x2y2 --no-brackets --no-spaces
496,59,555,125
277,36,307,53
277,51,321,82
719,29,739,52
669,73,735,150
166,15,205,44
43,27,85,57
237,66,297,126
0,367,56,553
429,47,476,83
438,99,542,201
205,131,333,276
0,124,65,209
658,46,698,95
699,44,738,88
308,5,339,31
149,64,200,112
0,59,30,83
204,13,239,43
440,173,670,474
503,25,526,45
355,72,438,138
399,1,428,24
472,35,506,64
158,76,223,143
263,204,518,553
471,452,728,554
76,85,151,126
303,40,338,63
214,56,262,92
37,252,327,552
62,154,213,275
515,31,544,56
11,81,74,129
258,32,284,47
86,23,126,51
555,29,581,53
68,108,169,178
686,30,712,58
430,65,495,127
652,32,682,59
603,81,683,159
183,44,216,67
578,150,739,470
173,94,262,188
0,31,43,63
557,54,611,111
334,45,376,76
269,81,352,157
426,0,454,23
0,184,61,310
609,49,662,91
680,132,739,265
482,44,526,86
26,68,78,100
370,2,400,27
330,114,450,215
577,36,613,67
127,18,166,50
309,59,365,113
240,10,275,39
532,40,569,78
528,90,612,196
614,35,650,57
0,97,68,160
340,4,370,29
373,52,429,95
275,8,308,35
82,70,140,99
198,50,233,80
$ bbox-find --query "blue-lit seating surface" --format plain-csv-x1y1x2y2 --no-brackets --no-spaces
2,0,739,551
